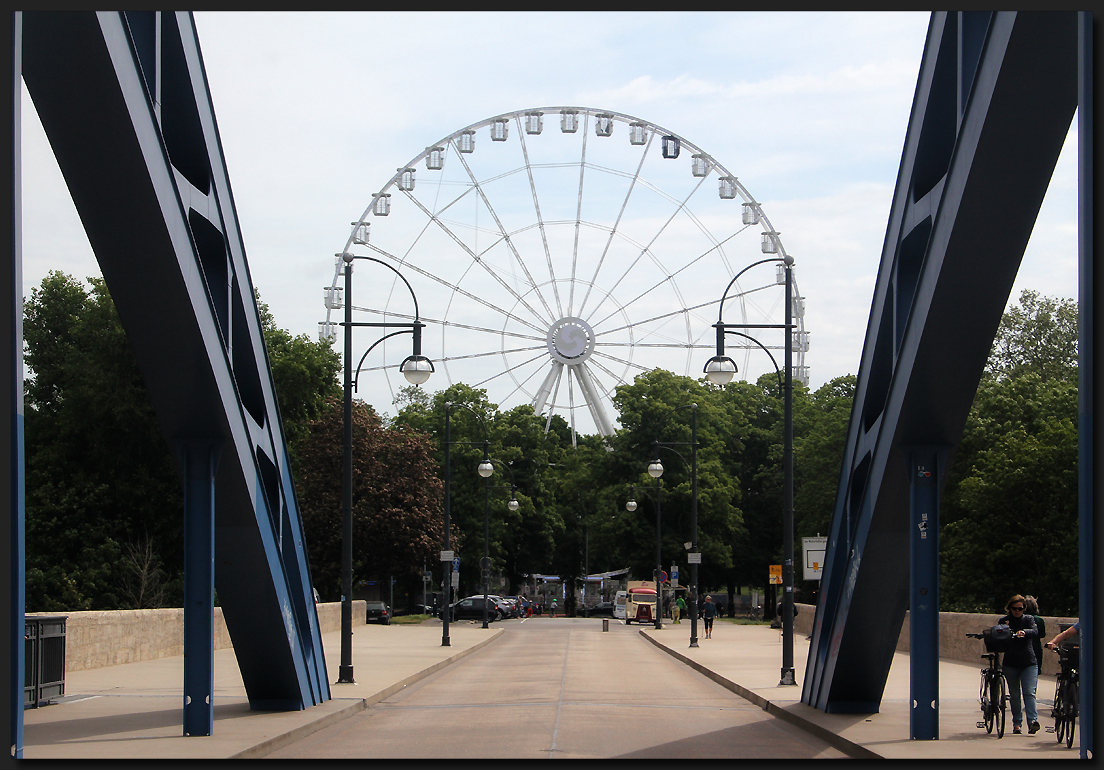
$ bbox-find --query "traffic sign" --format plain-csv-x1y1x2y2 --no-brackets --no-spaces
440,550,454,562
452,557,461,571
802,536,827,580
658,571,668,583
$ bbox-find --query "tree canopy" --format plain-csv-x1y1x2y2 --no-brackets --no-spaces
940,291,1079,615
23,270,1078,618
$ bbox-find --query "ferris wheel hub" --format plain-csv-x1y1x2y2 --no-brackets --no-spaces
546,317,596,365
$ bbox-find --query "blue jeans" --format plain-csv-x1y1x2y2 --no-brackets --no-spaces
1003,664,1038,726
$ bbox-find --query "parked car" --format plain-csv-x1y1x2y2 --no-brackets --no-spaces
587,601,615,617
448,596,503,622
365,601,391,625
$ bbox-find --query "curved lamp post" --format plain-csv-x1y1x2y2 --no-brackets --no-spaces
626,457,664,630
650,404,700,648
441,401,491,644
481,458,519,628
703,254,796,687
335,253,433,685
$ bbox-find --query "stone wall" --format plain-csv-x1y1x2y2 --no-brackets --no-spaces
792,603,1076,677
31,601,362,673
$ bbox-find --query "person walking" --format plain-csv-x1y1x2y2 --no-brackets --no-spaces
675,594,686,624
1023,596,1046,676
999,594,1040,735
702,595,717,639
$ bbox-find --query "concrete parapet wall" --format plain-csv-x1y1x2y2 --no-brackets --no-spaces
793,603,1076,677
33,602,362,673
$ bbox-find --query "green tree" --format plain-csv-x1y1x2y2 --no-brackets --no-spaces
256,293,341,468
23,272,183,610
22,273,346,610
941,292,1079,614
294,398,444,601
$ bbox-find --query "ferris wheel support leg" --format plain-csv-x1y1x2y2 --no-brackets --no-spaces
532,361,563,416
573,364,616,437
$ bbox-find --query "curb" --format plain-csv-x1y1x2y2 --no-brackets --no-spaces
231,628,506,758
638,630,881,760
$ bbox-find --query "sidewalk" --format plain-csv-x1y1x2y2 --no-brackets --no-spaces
640,620,1081,760
21,621,503,759
21,618,1081,759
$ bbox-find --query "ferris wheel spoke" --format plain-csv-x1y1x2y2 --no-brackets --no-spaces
590,230,748,331
499,355,556,406
451,139,556,324
585,173,709,324
543,361,567,434
516,117,564,319
576,132,654,318
362,243,546,335
470,350,549,390
403,180,551,330
593,297,720,340
568,112,590,318
590,348,650,373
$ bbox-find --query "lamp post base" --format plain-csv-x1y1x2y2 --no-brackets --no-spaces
337,665,355,684
779,667,797,686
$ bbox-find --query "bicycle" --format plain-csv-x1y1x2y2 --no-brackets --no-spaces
744,605,762,621
1045,645,1078,748
966,632,1008,737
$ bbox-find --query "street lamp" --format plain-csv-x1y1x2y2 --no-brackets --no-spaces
334,253,433,685
481,458,519,628
652,405,700,648
627,460,664,631
441,401,491,644
703,254,796,687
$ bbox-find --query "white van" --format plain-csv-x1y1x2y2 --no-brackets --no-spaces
614,591,627,620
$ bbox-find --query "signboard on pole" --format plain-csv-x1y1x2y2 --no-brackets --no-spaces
802,536,828,580
769,564,782,585
440,550,454,562
687,552,701,564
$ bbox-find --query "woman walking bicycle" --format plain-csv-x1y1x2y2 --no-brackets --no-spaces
999,595,1040,735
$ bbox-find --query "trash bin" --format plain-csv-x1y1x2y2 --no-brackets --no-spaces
24,615,66,708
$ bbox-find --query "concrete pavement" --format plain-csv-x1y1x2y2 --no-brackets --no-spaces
22,621,503,759
641,618,1080,759
20,616,1081,759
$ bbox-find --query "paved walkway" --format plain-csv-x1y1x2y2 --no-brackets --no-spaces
640,619,1080,759
20,617,1081,759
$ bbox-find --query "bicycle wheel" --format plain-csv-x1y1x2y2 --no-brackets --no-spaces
982,675,995,734
1054,680,1067,743
993,674,1007,738
1064,679,1077,749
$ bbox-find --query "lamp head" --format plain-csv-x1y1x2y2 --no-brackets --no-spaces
626,499,638,512
647,460,664,479
704,355,737,385
477,461,494,478
400,355,434,385
508,498,520,512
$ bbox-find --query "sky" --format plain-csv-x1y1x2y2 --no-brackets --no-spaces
19,11,1080,433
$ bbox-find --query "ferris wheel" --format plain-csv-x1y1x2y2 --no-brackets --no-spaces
321,107,808,441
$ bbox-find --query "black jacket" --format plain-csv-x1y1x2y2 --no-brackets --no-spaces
999,612,1039,669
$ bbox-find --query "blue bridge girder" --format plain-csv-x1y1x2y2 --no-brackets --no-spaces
20,12,330,714
803,9,1081,717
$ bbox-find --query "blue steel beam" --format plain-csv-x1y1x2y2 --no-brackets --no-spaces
8,12,26,758
20,12,329,715
803,12,1078,715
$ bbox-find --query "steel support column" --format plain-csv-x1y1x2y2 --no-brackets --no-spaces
1076,11,1093,760
180,440,220,737
906,446,945,740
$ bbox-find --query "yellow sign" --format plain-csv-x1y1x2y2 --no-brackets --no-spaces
769,564,782,585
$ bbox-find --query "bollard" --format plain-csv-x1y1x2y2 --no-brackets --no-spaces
603,618,609,632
